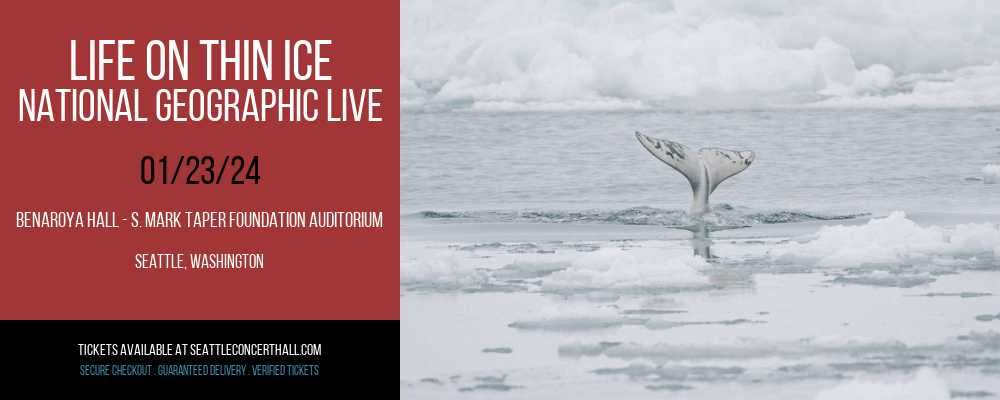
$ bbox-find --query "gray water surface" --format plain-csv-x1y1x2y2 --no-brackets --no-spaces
402,109,1000,216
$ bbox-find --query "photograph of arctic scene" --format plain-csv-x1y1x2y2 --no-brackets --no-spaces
400,1,1000,399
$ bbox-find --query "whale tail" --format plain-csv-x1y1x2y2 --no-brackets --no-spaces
635,132,754,213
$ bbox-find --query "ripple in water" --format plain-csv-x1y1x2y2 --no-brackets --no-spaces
413,204,868,226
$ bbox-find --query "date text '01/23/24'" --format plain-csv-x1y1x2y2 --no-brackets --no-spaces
141,156,259,184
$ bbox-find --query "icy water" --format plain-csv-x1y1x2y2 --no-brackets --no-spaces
401,109,1000,215
400,109,1000,399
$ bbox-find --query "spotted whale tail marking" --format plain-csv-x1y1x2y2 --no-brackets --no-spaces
635,132,754,213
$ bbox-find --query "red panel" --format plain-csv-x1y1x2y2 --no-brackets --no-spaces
0,2,400,319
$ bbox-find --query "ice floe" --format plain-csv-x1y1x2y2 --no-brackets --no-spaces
984,164,999,184
540,249,712,292
400,251,488,289
508,306,646,331
814,368,949,400
768,212,1000,267
403,0,1000,110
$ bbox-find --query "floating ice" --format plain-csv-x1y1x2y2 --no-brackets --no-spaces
594,362,745,382
909,292,992,298
540,249,712,292
768,212,1000,267
951,391,997,398
561,335,908,361
460,283,528,293
814,368,949,400
828,271,936,288
551,333,1000,390
492,260,571,280
513,307,759,331
984,164,999,184
585,292,620,303
644,318,759,330
561,332,1000,363
402,1,1000,109
645,384,693,391
399,251,487,289
508,306,646,331
460,375,521,392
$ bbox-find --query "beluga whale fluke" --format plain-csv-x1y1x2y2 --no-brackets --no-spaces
635,132,754,213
